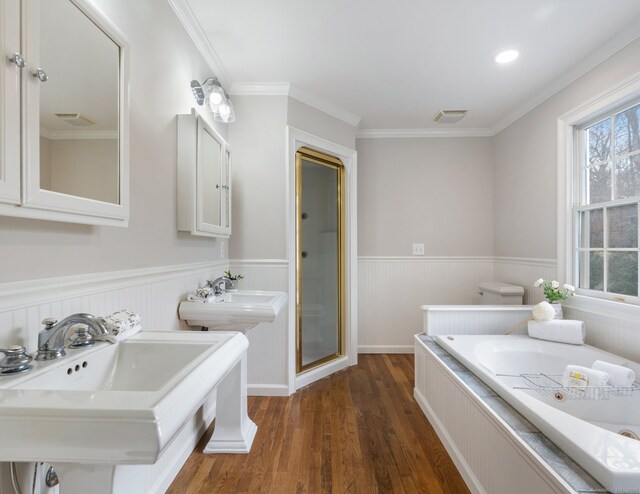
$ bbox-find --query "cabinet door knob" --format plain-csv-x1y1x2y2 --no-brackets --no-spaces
8,52,25,68
33,68,48,82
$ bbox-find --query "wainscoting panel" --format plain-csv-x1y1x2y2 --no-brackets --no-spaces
0,261,228,351
358,257,494,353
229,260,290,395
493,257,557,305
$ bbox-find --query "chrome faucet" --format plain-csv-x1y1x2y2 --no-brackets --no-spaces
36,313,110,361
207,276,236,295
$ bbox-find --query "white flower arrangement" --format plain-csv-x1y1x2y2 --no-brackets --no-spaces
533,278,575,303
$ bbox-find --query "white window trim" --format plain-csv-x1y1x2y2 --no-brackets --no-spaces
558,70,640,322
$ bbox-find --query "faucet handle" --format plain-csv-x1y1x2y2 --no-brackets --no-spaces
0,345,33,375
42,317,58,330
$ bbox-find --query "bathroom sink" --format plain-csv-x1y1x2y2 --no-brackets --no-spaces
0,330,249,464
178,289,288,332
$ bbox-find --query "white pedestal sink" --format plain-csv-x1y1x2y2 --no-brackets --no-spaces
0,331,256,493
178,289,288,332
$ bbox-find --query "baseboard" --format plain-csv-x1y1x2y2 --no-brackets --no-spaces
358,345,413,354
247,384,290,397
413,388,484,494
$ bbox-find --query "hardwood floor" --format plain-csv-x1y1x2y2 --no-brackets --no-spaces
167,354,470,494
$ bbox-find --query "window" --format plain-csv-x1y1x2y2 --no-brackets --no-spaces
574,101,640,302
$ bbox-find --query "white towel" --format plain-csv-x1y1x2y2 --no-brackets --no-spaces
562,365,609,399
592,360,636,387
187,293,217,303
527,320,585,345
99,309,141,342
195,287,214,298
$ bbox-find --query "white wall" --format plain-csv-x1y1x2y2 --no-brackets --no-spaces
356,136,495,351
494,37,640,259
0,0,228,284
228,95,288,260
357,137,494,256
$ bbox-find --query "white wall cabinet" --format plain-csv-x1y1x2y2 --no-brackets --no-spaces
0,0,130,226
177,110,231,238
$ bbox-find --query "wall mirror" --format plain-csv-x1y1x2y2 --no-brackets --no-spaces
177,109,232,238
0,0,131,226
39,0,120,204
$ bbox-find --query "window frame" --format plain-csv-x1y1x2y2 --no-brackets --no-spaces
573,105,640,304
558,72,640,318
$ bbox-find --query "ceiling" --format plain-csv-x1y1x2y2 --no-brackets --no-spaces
183,0,640,133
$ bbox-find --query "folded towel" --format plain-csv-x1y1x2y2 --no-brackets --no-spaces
187,293,217,303
99,309,141,342
592,360,636,387
527,320,585,345
195,287,214,298
562,365,609,398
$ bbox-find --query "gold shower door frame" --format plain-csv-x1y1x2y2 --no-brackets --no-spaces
295,147,345,374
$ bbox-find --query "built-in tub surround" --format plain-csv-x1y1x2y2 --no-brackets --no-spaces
415,335,607,494
435,335,640,493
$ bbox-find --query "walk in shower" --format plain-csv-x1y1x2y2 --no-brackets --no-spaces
295,147,345,373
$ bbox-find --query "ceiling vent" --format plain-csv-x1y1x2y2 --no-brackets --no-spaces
54,113,94,126
433,110,468,124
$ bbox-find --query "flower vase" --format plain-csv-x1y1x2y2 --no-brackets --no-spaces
550,302,563,319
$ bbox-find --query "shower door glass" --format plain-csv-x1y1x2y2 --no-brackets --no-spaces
296,147,344,373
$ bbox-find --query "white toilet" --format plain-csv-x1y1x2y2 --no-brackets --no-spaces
477,281,524,305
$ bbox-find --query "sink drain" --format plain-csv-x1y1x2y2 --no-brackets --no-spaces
619,430,639,440
553,391,565,401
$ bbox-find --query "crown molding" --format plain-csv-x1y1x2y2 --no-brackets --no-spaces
491,23,640,135
166,0,231,88
356,128,494,138
230,82,362,127
288,85,361,127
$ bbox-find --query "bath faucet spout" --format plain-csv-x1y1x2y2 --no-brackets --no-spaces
36,313,110,361
207,276,236,295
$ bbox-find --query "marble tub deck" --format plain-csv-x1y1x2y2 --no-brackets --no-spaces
417,334,610,494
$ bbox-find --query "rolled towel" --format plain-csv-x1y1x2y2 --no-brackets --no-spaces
562,365,609,398
592,360,636,387
527,320,585,345
100,309,142,341
187,293,216,303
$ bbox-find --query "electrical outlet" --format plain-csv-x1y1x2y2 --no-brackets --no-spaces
412,243,425,256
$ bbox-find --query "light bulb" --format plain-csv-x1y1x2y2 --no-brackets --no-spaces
218,102,231,120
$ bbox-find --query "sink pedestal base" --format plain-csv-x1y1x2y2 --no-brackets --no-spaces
204,355,257,453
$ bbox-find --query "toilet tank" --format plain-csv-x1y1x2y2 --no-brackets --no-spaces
478,281,524,305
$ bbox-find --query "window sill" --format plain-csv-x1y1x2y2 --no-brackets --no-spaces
563,294,640,325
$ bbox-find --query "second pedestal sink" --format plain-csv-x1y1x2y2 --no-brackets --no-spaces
178,289,288,332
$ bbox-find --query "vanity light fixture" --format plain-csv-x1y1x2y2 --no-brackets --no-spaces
495,49,519,64
191,77,236,123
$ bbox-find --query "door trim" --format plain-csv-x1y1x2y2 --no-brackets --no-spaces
286,126,358,393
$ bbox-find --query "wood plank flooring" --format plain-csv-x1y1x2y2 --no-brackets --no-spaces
167,354,470,494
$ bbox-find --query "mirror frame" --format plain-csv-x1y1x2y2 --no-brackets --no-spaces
21,0,130,226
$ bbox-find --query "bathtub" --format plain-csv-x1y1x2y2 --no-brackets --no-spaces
435,334,640,493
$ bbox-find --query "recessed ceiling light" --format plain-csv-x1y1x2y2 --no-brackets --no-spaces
495,50,519,64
